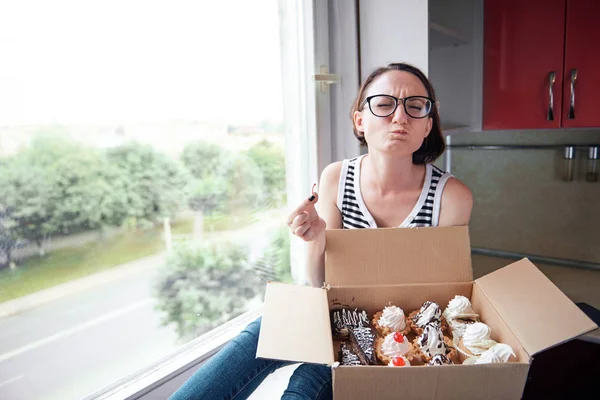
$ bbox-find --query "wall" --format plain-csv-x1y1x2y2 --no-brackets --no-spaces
359,0,429,78
428,0,483,130
328,0,361,162
449,129,600,264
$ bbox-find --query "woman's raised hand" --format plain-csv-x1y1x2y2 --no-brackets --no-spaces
287,188,326,241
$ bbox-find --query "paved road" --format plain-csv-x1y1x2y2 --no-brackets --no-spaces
0,264,180,400
0,214,285,400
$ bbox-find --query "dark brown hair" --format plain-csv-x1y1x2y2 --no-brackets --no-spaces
350,62,445,164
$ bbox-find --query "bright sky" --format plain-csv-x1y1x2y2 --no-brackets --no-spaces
0,0,283,125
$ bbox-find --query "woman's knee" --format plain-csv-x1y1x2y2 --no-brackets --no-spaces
244,317,262,336
229,317,262,355
283,364,332,400
294,364,331,381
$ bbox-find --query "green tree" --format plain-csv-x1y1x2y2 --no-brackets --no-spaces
23,131,81,168
181,141,230,215
107,142,190,227
181,140,231,178
225,153,265,213
271,226,292,283
154,242,263,340
187,175,228,215
251,225,292,283
0,160,57,256
244,140,286,205
0,135,125,256
0,209,20,268
50,150,128,234
181,141,265,216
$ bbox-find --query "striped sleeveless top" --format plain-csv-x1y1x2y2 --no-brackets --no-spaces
336,154,453,229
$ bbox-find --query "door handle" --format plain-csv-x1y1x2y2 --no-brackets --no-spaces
568,68,577,119
547,71,556,121
313,65,340,94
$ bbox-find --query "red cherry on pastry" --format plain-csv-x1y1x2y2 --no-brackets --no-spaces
393,332,405,343
392,357,406,367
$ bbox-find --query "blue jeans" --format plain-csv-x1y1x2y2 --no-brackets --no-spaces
169,318,332,400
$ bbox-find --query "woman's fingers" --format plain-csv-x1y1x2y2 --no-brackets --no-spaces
298,218,326,241
289,212,309,232
294,223,310,238
299,226,316,241
288,185,323,240
286,192,319,226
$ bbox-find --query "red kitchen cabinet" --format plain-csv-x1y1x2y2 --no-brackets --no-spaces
483,0,566,130
561,0,600,128
483,0,600,130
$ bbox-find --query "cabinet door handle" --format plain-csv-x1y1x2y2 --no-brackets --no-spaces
547,71,556,121
568,69,577,119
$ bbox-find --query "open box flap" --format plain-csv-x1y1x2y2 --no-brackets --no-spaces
325,226,472,286
475,258,598,356
257,282,334,365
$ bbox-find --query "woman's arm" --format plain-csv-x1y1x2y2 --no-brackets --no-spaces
304,162,343,287
438,177,474,226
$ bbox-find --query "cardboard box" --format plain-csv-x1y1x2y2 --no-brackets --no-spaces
257,227,597,399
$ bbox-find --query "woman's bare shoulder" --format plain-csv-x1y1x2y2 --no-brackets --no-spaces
320,160,344,187
444,177,472,199
439,177,473,226
318,161,344,229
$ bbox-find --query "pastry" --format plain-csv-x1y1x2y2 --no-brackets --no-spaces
474,343,516,364
387,356,411,367
372,305,411,337
339,341,361,366
443,295,478,320
409,301,447,335
442,295,479,339
331,308,369,339
456,322,497,361
413,321,457,363
348,326,377,365
428,353,453,366
375,332,416,365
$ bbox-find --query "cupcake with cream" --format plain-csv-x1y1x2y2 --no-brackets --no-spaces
375,332,417,365
428,354,453,366
455,322,497,361
442,295,479,338
372,305,411,337
387,356,411,367
413,322,457,363
474,343,516,364
409,301,447,335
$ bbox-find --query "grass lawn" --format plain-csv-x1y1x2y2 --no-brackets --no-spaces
0,218,194,303
203,212,258,232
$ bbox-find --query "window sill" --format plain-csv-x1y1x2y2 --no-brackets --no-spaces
84,307,263,400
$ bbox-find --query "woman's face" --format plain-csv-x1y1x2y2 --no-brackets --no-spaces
353,70,433,156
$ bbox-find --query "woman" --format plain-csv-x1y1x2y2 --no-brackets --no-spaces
170,62,472,400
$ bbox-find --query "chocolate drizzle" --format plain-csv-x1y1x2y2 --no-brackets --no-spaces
339,342,361,366
417,322,446,357
348,326,376,365
428,354,453,366
331,308,369,338
413,301,442,327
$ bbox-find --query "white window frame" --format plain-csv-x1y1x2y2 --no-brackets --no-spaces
280,0,321,285
328,0,362,163
287,0,362,284
83,1,340,397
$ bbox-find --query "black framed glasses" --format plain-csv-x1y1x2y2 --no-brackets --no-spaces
361,95,433,119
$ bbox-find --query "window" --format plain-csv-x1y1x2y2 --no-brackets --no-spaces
0,1,317,399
